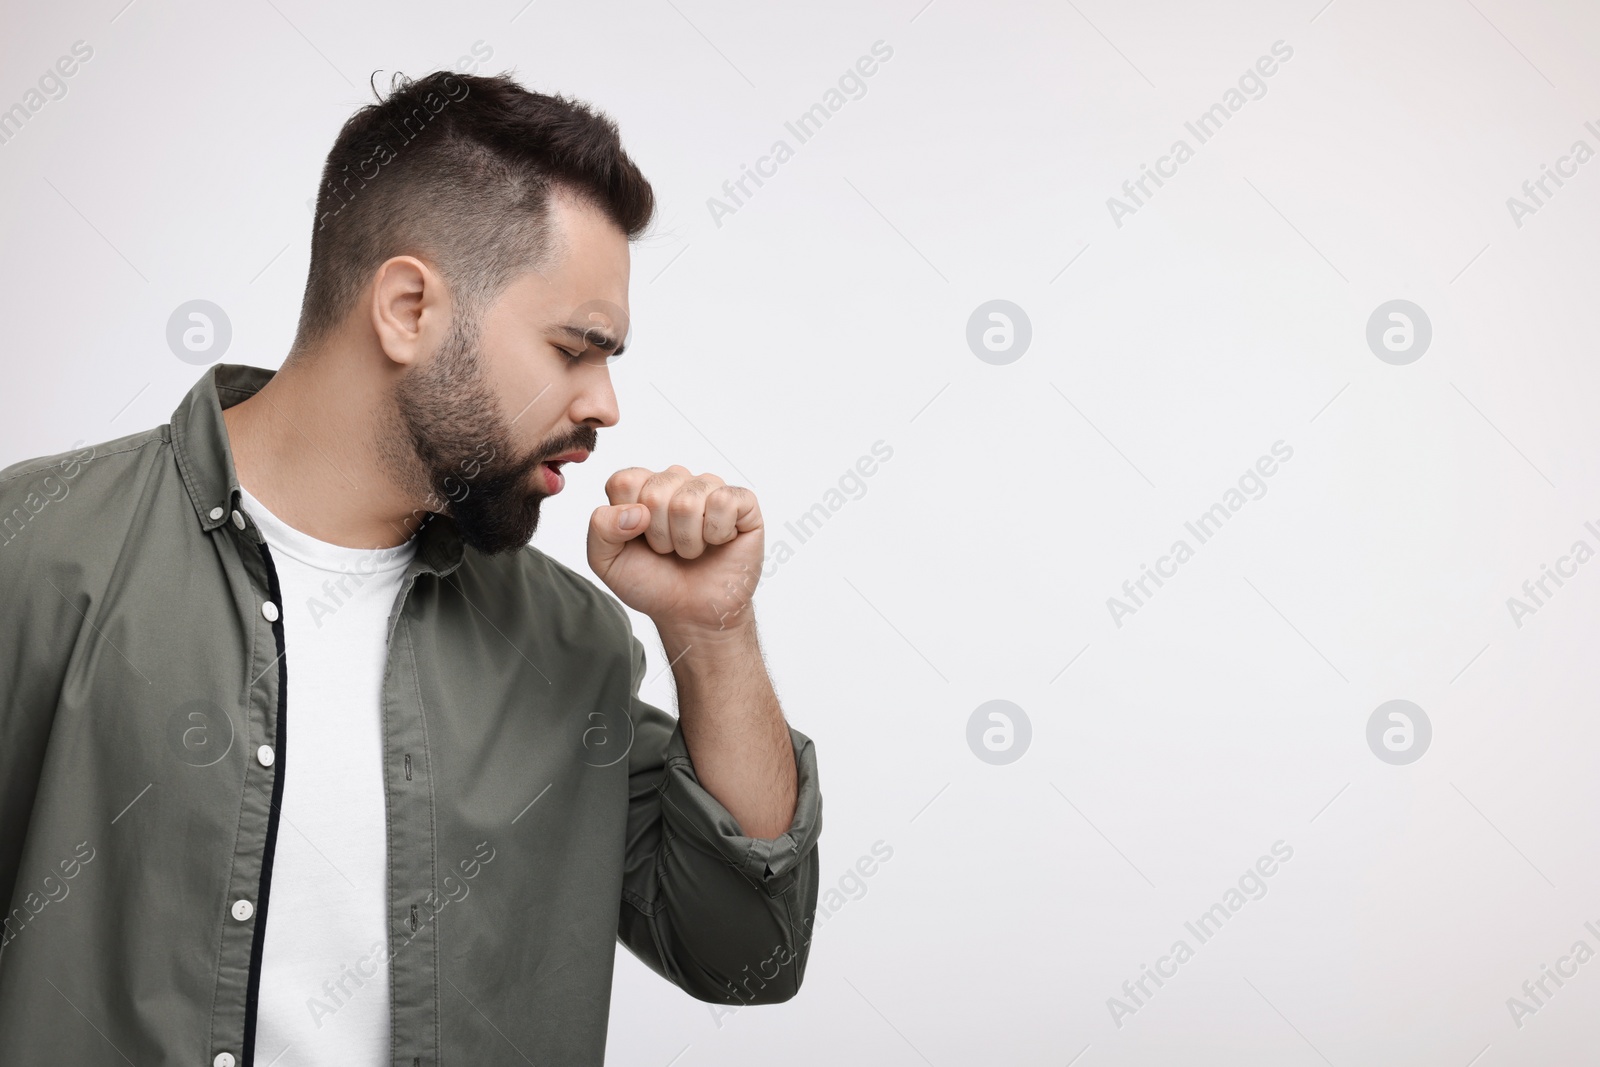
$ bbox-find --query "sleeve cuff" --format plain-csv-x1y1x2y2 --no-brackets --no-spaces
660,720,822,896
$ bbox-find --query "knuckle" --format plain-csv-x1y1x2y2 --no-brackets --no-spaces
642,469,684,493
606,467,648,494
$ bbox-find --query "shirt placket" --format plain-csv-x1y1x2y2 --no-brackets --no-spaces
381,568,441,1067
205,506,289,1067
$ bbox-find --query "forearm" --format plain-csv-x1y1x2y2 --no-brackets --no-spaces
656,615,797,840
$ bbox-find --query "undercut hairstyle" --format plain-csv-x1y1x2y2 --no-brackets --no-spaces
292,70,655,353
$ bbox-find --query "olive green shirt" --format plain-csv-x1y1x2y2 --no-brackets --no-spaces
0,364,823,1066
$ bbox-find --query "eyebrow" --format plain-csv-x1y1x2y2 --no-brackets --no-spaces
555,322,627,358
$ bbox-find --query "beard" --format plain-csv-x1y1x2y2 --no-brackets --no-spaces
390,306,596,555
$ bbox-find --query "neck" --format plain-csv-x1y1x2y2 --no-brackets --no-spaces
223,349,424,549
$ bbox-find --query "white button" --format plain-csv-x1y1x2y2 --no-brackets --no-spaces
232,510,246,530
231,899,253,922
256,745,275,767
261,602,279,623
209,506,224,521
214,1053,236,1067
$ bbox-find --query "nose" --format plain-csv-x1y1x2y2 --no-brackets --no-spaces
574,360,620,429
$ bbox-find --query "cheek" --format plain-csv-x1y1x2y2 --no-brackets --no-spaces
478,355,554,449
475,337,527,415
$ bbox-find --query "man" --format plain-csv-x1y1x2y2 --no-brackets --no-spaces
0,70,822,1066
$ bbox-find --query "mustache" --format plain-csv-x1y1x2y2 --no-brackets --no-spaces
533,425,599,466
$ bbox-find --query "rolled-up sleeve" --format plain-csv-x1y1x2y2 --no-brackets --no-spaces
615,628,822,1005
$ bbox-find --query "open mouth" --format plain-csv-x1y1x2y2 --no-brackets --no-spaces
535,450,588,494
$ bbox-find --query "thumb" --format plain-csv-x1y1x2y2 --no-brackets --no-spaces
587,503,651,573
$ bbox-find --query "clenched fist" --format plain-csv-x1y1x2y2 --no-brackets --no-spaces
587,465,763,636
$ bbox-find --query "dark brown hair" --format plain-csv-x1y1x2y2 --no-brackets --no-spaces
293,70,655,352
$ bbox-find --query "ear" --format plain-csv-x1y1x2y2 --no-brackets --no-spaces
370,255,449,369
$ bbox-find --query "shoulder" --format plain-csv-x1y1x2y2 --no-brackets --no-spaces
0,425,174,559
0,425,169,492
0,424,178,647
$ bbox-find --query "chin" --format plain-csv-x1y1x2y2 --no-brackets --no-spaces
453,496,545,555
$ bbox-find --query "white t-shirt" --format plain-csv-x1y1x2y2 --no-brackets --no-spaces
239,485,417,1067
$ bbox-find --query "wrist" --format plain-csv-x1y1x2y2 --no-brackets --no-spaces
656,615,759,671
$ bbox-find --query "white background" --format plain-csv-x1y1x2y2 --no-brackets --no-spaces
4,1,1600,1064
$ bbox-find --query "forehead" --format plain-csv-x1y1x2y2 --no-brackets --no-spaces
492,191,631,329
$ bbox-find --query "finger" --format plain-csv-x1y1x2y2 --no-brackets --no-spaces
587,502,652,573
702,485,754,546
726,485,763,534
667,480,717,559
638,467,692,553
604,467,654,507
608,466,708,508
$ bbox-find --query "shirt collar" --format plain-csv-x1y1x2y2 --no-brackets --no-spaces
169,363,466,578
